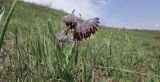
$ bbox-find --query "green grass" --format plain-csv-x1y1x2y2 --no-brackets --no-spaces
0,0,160,82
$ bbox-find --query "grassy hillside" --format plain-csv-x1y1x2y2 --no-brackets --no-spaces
0,0,160,82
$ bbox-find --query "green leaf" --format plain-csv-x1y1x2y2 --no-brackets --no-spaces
47,19,66,66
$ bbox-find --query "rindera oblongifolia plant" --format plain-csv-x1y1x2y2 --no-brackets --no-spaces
56,9,100,46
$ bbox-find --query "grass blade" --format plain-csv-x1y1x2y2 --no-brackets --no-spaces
0,7,5,22
0,0,18,49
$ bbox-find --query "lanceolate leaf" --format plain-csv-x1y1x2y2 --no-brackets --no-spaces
48,20,66,66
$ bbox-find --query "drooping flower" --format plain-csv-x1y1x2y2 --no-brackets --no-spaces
74,18,100,41
63,9,78,30
56,30,73,42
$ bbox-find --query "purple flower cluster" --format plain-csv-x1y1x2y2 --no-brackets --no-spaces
74,18,100,40
63,9,78,29
56,10,100,42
